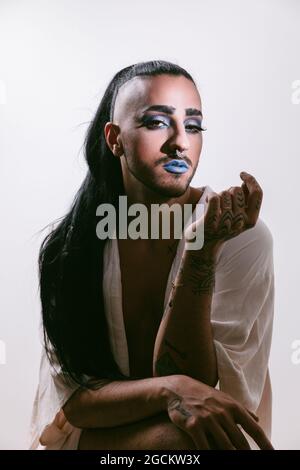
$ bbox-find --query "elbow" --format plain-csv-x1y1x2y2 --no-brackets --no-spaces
192,370,219,388
210,375,219,388
62,400,82,429
204,375,219,388
62,390,88,429
209,369,219,388
208,366,219,388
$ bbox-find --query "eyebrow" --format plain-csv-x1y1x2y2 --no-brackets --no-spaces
142,105,203,118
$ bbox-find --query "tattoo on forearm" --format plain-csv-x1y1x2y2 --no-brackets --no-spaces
164,338,187,360
161,297,174,321
187,253,215,295
154,352,184,376
161,271,181,320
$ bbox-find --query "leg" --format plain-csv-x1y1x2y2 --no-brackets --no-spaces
78,411,197,450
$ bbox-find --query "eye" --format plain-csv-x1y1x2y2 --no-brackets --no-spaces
185,124,206,133
142,116,206,133
145,119,168,129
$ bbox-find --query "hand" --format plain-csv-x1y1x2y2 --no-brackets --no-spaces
184,171,263,257
165,375,273,450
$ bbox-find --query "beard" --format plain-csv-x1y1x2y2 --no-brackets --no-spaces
122,152,196,199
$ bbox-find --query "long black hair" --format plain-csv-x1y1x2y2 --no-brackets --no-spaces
39,60,197,388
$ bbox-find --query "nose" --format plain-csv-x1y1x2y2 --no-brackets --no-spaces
168,122,190,154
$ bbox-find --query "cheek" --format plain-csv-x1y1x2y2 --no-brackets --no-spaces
124,129,203,161
137,129,165,145
128,130,164,157
194,134,203,153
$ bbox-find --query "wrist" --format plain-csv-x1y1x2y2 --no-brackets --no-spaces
202,239,223,261
158,374,189,409
184,242,217,266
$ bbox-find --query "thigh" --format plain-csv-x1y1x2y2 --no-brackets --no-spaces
78,411,196,450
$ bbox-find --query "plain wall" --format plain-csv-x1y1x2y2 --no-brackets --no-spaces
0,0,299,449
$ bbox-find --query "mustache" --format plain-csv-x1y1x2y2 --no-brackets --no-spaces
156,151,192,167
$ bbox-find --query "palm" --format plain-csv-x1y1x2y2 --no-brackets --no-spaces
184,172,263,254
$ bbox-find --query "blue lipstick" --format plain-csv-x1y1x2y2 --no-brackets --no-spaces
163,159,189,174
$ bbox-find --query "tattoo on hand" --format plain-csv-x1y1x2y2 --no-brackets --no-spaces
236,190,245,209
168,394,192,418
256,195,262,211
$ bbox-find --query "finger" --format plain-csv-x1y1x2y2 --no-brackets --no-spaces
241,182,249,208
245,408,259,422
206,421,236,450
218,191,233,236
222,419,251,450
204,192,220,236
228,187,247,233
187,429,210,450
236,409,274,450
220,190,232,212
228,187,246,213
240,172,263,227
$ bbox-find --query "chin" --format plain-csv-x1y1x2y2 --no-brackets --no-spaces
151,179,189,198
131,167,191,198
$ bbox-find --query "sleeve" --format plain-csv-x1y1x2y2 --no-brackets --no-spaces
211,217,275,414
29,320,114,449
28,335,82,449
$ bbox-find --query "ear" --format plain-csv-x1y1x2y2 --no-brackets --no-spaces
104,122,124,157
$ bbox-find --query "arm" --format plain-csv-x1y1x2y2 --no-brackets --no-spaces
152,245,218,386
62,374,183,429
63,371,273,450
153,172,263,389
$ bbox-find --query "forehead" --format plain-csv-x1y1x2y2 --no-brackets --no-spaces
113,74,202,123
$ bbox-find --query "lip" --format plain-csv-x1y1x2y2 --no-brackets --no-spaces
163,159,189,174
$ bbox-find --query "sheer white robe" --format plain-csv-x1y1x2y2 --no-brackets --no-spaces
28,185,275,450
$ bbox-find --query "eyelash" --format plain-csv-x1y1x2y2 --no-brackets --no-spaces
144,119,206,133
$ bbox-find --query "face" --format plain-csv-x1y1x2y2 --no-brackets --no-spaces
105,74,204,198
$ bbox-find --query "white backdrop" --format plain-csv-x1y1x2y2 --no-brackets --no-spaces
0,0,299,450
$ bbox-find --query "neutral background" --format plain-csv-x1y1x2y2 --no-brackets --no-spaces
0,0,299,449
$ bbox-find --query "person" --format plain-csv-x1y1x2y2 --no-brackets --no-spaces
29,60,275,450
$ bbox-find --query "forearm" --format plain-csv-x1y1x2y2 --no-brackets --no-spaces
63,374,183,429
153,245,218,386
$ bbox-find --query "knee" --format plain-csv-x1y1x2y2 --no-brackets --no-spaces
150,420,197,450
78,414,197,451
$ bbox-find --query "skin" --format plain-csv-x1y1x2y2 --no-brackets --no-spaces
104,74,204,224
98,74,272,450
